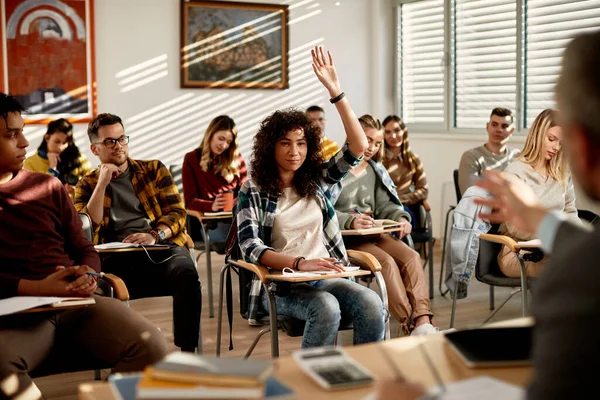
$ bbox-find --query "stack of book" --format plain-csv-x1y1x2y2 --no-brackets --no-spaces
114,352,294,399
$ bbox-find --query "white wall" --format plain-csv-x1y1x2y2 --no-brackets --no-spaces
24,0,598,236
26,0,374,167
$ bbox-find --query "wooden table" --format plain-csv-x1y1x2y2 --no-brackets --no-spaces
79,332,531,399
187,210,233,318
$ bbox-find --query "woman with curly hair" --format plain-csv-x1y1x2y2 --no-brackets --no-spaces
237,46,385,348
24,118,93,193
334,114,437,336
182,115,247,242
382,115,428,228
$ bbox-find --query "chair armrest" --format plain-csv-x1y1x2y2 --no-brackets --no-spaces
229,260,270,284
479,233,519,252
421,200,431,212
187,209,203,221
347,250,381,272
100,273,130,301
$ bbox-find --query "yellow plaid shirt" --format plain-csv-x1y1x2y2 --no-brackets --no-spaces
74,158,188,247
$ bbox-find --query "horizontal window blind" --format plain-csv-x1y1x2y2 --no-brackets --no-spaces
399,0,446,124
525,0,600,127
453,0,517,128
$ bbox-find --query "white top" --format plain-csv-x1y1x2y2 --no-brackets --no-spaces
272,187,330,259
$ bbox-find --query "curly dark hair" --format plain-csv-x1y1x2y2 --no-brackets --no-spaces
251,109,324,197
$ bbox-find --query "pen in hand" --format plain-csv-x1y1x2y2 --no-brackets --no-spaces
86,271,104,278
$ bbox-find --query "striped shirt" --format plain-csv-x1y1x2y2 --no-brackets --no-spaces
74,158,188,247
237,144,361,324
383,149,428,206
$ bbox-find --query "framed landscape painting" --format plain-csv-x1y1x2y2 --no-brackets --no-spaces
180,1,289,89
0,0,97,123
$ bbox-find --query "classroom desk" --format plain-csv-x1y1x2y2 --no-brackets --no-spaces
341,226,404,236
79,330,532,399
187,210,233,318
94,245,169,254
216,267,387,358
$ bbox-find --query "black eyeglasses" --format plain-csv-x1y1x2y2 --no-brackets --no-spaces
95,136,129,148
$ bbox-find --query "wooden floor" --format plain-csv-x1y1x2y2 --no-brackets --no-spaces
35,243,525,399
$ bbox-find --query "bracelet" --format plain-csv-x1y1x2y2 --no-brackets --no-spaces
293,256,305,269
329,92,345,104
147,229,161,243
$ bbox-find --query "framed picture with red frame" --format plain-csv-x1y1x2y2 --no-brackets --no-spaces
0,0,97,124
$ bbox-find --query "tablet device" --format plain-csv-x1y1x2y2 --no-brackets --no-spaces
444,326,533,368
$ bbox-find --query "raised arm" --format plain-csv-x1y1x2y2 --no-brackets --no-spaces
311,46,367,158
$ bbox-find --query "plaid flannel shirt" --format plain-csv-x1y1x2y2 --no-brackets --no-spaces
74,158,188,247
368,159,403,208
237,144,362,324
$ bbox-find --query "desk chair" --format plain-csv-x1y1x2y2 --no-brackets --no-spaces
439,169,461,296
83,210,204,354
215,217,390,358
169,164,230,318
408,200,434,299
449,225,536,329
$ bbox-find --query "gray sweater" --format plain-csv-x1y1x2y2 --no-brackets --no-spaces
458,144,520,195
335,164,408,229
499,159,578,241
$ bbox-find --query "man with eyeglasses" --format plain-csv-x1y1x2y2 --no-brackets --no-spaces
74,113,201,353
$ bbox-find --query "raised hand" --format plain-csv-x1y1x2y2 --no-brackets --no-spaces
311,46,341,97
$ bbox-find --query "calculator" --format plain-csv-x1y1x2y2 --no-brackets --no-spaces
292,347,375,390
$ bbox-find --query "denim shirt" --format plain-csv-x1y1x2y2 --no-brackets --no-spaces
237,144,362,324
444,185,492,299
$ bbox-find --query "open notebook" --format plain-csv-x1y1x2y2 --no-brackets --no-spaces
342,219,402,235
94,242,170,250
0,296,96,316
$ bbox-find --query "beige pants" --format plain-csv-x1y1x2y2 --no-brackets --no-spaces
498,245,545,278
345,234,433,334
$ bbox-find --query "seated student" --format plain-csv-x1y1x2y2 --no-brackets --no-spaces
23,118,93,194
458,108,520,195
0,93,166,400
306,105,340,160
382,115,428,227
498,109,578,278
334,115,437,336
238,46,385,348
182,115,247,243
74,113,201,353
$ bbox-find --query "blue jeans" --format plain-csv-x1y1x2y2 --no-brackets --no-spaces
261,278,385,348
200,221,230,244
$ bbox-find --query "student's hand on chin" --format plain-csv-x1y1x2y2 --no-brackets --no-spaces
298,258,345,273
122,233,156,245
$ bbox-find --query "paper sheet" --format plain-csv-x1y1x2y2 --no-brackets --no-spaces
0,296,86,316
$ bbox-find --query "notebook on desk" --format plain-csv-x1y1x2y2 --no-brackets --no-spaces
94,243,170,250
0,296,96,316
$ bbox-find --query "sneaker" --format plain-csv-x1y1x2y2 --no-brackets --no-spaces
410,323,440,336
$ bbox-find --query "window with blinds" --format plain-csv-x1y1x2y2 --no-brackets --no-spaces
398,0,446,125
524,0,600,127
453,0,517,128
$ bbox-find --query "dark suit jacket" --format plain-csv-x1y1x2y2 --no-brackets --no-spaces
528,221,600,399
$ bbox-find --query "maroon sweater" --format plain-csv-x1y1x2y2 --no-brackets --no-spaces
0,169,100,298
182,149,248,212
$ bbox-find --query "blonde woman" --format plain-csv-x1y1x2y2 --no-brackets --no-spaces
382,115,428,227
498,109,578,277
182,115,247,242
334,115,437,336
